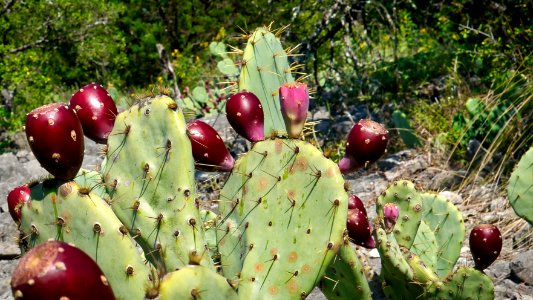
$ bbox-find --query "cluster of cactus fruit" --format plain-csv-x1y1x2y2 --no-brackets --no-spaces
5,26,504,300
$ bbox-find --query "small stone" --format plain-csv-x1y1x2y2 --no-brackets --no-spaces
510,249,533,285
439,191,463,205
368,248,380,258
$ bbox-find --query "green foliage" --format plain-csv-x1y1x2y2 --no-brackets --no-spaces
392,110,421,148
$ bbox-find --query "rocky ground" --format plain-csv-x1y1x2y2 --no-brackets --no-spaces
0,115,531,299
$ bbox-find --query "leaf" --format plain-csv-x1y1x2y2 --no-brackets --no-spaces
191,86,209,103
217,58,239,76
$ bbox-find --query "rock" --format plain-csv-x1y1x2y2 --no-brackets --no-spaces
486,260,510,281
0,259,17,300
0,211,19,258
425,170,464,190
439,191,463,205
377,150,415,171
510,250,533,285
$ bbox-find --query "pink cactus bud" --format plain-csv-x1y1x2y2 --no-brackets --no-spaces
279,82,309,138
383,203,399,231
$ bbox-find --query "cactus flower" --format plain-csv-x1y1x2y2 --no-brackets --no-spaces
279,82,309,138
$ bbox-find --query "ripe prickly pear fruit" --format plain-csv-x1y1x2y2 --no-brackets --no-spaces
469,224,502,270
279,82,309,138
69,83,118,143
25,103,84,180
347,208,376,249
339,119,388,174
7,185,30,223
11,241,115,300
186,120,234,172
226,91,264,142
348,194,367,216
383,203,399,231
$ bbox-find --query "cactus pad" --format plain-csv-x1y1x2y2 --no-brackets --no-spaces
102,95,212,272
507,146,533,224
19,180,151,300
218,138,348,299
239,27,295,137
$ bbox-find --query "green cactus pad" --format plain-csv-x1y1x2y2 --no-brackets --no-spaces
420,192,465,277
74,168,109,202
508,146,533,224
159,265,238,300
19,180,152,300
411,220,438,270
102,95,212,272
201,209,220,265
239,27,295,137
377,180,423,248
319,241,372,300
405,251,439,284
218,138,348,299
376,228,422,299
218,217,246,283
426,267,494,300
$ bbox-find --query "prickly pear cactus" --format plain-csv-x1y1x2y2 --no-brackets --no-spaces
217,139,348,299
239,26,295,137
376,180,494,300
18,180,151,300
319,240,372,300
101,95,213,272
507,146,533,224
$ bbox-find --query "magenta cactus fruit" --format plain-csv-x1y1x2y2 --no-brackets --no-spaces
348,194,367,216
339,119,388,174
7,185,30,223
347,208,376,249
469,224,502,270
25,103,84,180
11,241,115,300
226,91,265,142
279,82,309,138
383,203,399,231
186,120,234,172
69,83,118,143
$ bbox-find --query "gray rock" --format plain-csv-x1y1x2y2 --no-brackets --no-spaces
486,260,510,281
439,191,463,205
0,259,17,300
510,250,533,285
0,212,19,258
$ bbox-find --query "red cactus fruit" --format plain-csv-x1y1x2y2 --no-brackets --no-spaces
226,91,265,142
69,83,118,143
279,82,309,138
469,224,502,270
347,208,375,249
7,185,30,223
348,194,367,216
339,119,388,174
25,103,84,180
11,240,115,300
186,120,234,172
